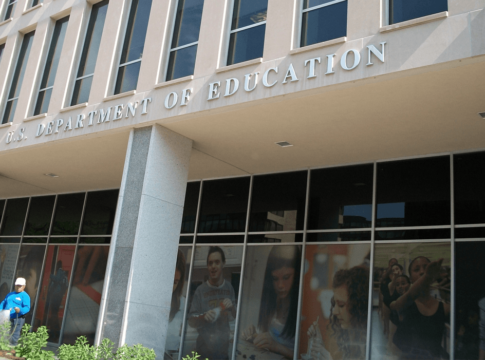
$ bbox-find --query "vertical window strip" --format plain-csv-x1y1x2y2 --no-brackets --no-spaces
0,43,5,63
1,31,35,124
34,16,70,116
3,0,16,20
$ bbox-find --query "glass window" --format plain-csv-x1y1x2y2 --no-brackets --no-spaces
0,199,5,226
0,43,5,63
2,31,35,124
376,156,450,228
33,245,75,343
455,227,485,239
308,164,373,230
247,233,303,243
249,171,307,232
227,0,267,66
297,244,370,360
198,178,250,234
49,237,77,244
389,0,447,24
3,0,16,20
375,228,450,241
114,0,152,94
370,242,451,359
51,193,85,236
79,237,111,244
235,245,301,360
301,0,347,47
0,198,29,236
81,190,119,235
196,235,245,244
24,196,55,236
62,245,109,345
71,0,109,106
182,182,200,234
0,244,20,299
31,0,41,7
33,17,69,116
23,237,48,243
181,245,243,359
307,231,371,242
166,0,204,81
180,236,193,244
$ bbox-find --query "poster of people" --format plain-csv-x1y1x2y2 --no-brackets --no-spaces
182,246,243,360
298,244,370,360
371,242,450,360
235,245,301,360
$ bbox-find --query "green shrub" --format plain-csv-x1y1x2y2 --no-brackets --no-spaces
183,352,207,360
0,321,12,351
15,325,55,360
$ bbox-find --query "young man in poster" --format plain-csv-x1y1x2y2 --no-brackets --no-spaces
188,247,236,360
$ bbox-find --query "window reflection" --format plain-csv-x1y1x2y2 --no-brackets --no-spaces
25,196,55,236
1,198,29,236
81,190,119,235
389,0,447,24
182,182,201,234
0,244,20,300
51,193,85,236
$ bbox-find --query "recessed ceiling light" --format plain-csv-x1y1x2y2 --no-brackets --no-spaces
479,112,485,119
44,173,59,178
275,141,293,148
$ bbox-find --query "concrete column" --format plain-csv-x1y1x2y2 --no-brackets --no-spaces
96,124,192,357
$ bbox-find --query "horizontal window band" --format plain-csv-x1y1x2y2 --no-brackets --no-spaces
118,58,142,68
231,21,266,34
38,85,54,92
170,41,198,52
75,73,94,81
302,0,347,13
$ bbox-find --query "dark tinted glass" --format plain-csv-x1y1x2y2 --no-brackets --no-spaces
0,238,20,243
23,237,48,243
4,2,14,20
71,76,93,106
171,0,204,48
33,245,75,343
231,0,267,29
196,235,244,244
166,45,197,81
454,152,485,225
62,246,109,345
49,237,77,244
307,231,371,242
303,0,337,8
247,233,303,243
81,190,119,235
198,177,250,233
51,193,85,236
179,236,193,244
0,198,29,236
250,171,307,232
119,0,152,64
34,88,52,115
80,237,111,244
375,228,450,240
308,164,373,230
0,244,20,298
2,99,17,124
301,1,347,47
24,196,55,236
0,43,5,63
455,227,485,239
0,200,5,225
390,0,447,24
227,24,265,66
181,182,200,234
376,157,450,227
114,61,141,94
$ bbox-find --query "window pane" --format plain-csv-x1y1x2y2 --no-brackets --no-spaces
15,245,47,325
247,233,303,243
376,156,450,227
34,88,52,116
2,99,17,124
62,245,109,345
198,177,250,234
164,246,192,360
33,245,75,343
49,238,77,244
0,43,5,63
0,198,29,236
231,0,268,30
307,231,371,242
179,236,193,244
235,245,301,360
182,182,200,234
166,45,197,81
301,1,347,47
375,228,450,241
8,31,35,99
4,3,15,20
182,245,243,359
25,196,55,236
298,244,370,360
371,242,450,359
171,0,204,48
250,171,307,232
31,0,39,7
79,237,111,244
455,227,485,239
196,235,244,244
303,0,338,9
390,0,447,24
454,152,485,225
51,193,85,236
119,0,152,64
227,24,265,66
0,244,20,298
308,164,373,230
0,200,5,225
23,237,48,243
0,238,20,243
114,61,141,94
81,190,119,235
71,76,93,106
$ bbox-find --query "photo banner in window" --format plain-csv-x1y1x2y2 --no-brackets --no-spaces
0,244,20,299
182,246,243,360
298,244,370,360
371,242,451,360
235,245,301,360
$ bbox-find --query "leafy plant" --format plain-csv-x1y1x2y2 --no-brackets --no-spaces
58,336,95,360
0,321,12,351
183,352,207,360
15,325,55,360
114,343,156,360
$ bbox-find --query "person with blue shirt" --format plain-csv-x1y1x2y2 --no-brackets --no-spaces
0,277,31,345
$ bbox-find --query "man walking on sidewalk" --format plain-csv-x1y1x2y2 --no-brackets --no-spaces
0,278,31,345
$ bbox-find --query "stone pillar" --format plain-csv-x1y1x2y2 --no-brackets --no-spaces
96,124,192,357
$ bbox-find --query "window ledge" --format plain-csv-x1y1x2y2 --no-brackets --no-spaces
0,18,13,27
216,58,262,73
290,37,347,55
380,11,448,33
60,102,88,113
155,75,194,89
22,3,43,15
0,122,12,129
103,90,136,102
24,113,47,122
